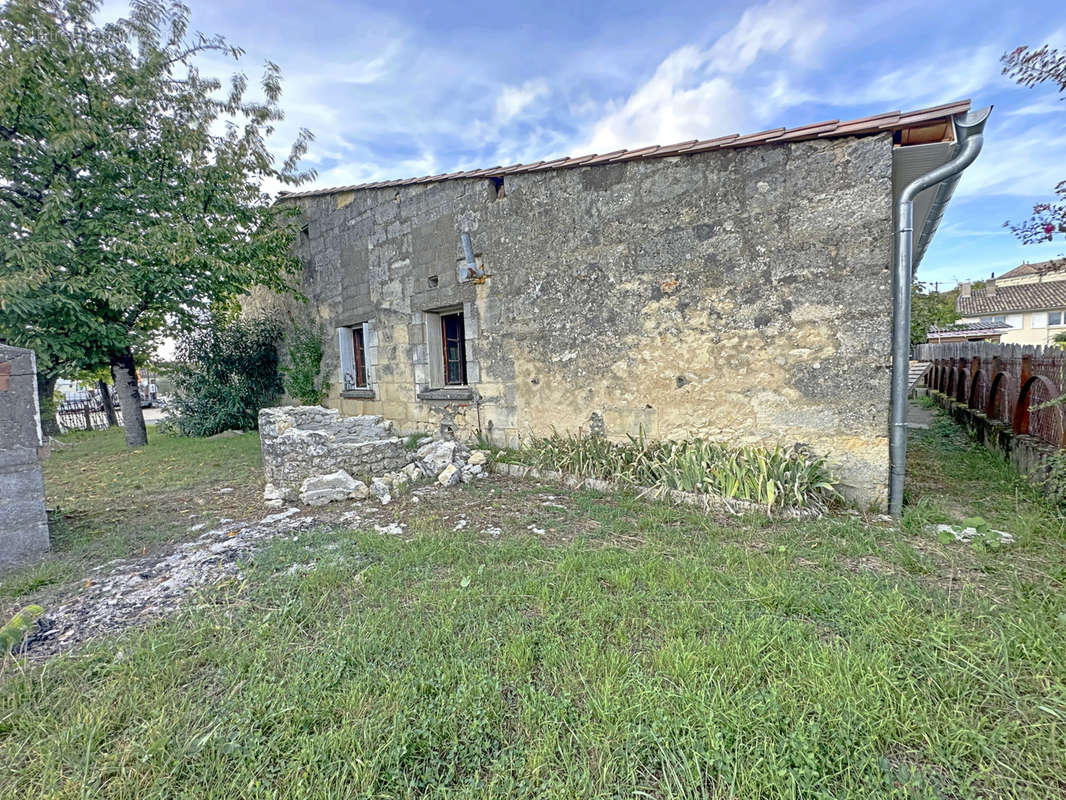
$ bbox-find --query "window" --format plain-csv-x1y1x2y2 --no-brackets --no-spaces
1051,311,1064,326
440,312,467,385
338,324,369,391
979,315,1006,324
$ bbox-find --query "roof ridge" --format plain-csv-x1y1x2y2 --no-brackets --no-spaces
279,99,972,200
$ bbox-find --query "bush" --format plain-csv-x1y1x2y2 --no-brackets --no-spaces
282,323,328,405
169,316,283,437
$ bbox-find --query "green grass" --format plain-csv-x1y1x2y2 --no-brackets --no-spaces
1,411,1065,798
0,428,264,604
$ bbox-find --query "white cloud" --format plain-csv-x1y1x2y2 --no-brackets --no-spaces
706,0,827,73
841,44,1005,108
579,1,828,153
495,80,549,123
1005,99,1066,116
956,118,1066,198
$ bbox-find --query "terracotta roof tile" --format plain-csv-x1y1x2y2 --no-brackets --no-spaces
957,280,1066,315
768,120,839,141
997,259,1066,280
677,134,740,154
278,99,972,199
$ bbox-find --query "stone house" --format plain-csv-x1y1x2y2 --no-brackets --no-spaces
245,99,978,506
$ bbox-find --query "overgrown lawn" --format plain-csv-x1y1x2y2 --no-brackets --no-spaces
1,412,1064,798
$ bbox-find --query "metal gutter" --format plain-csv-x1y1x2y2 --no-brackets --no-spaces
888,106,991,516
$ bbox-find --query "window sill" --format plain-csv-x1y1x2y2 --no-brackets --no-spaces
340,388,376,400
417,386,475,402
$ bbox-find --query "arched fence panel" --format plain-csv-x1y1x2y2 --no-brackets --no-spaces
970,370,989,413
915,342,1066,449
955,368,970,404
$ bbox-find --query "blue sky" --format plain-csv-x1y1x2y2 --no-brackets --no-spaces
105,0,1066,287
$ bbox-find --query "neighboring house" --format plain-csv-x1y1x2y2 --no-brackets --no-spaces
926,320,1010,343
246,99,982,506
955,259,1066,345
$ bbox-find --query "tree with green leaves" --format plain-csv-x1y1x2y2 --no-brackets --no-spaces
1002,45,1065,248
911,282,959,346
0,0,313,445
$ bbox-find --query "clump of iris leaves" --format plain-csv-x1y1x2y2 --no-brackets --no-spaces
496,430,839,512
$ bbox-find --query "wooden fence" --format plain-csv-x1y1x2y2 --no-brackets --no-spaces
914,342,1066,448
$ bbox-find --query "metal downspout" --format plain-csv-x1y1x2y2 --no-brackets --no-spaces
888,106,991,516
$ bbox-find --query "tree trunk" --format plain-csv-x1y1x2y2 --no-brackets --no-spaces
36,372,60,439
111,348,148,447
97,379,118,427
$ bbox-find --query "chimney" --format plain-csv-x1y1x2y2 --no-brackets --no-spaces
960,281,972,298
987,277,996,297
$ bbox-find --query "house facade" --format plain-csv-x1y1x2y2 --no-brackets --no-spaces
245,100,978,506
956,260,1066,345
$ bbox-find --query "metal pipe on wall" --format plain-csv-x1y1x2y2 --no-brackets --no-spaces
889,106,991,516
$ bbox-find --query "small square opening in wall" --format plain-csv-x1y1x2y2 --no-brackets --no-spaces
299,224,310,245
428,275,439,288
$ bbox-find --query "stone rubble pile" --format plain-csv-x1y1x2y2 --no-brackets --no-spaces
24,509,321,657
260,406,491,509
259,406,407,508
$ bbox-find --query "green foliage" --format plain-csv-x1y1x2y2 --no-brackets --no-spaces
169,316,283,437
910,282,959,345
0,605,43,653
281,323,328,405
1040,451,1066,507
509,430,839,511
0,0,312,394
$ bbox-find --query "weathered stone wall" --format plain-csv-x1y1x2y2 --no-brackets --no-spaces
246,135,893,505
259,406,407,500
0,345,50,565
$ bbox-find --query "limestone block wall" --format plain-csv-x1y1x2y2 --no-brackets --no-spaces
0,345,50,565
259,406,407,500
246,134,893,506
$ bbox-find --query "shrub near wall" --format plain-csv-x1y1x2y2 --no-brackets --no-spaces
169,316,283,437
282,323,328,405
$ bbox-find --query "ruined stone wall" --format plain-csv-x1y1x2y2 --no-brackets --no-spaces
0,345,50,565
246,135,893,505
259,406,407,501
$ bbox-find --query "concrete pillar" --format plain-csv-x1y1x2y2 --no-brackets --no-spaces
0,345,50,566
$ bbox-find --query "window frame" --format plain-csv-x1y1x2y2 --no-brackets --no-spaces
440,311,468,386
338,323,372,396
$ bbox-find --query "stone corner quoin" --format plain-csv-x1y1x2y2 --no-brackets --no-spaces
244,135,894,507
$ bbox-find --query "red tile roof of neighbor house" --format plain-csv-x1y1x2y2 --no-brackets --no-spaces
957,280,1066,316
996,258,1066,281
279,99,972,200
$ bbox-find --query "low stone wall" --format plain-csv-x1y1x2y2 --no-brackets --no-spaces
259,406,407,502
926,389,1058,489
